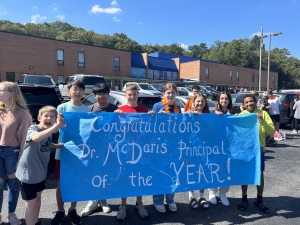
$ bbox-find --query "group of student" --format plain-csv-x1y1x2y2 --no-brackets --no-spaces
0,81,275,225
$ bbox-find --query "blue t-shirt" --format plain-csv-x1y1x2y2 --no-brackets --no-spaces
55,102,90,160
152,102,181,113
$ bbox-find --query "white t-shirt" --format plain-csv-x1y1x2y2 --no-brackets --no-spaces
268,96,280,115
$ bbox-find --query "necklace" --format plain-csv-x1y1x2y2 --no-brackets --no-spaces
162,98,180,113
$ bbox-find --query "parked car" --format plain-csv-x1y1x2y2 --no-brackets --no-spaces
175,96,216,113
19,83,61,144
151,83,165,92
122,82,162,96
82,91,161,110
59,74,106,99
232,92,297,125
201,86,220,100
20,74,62,100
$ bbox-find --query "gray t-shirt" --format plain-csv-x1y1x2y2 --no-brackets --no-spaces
89,103,118,112
16,125,52,184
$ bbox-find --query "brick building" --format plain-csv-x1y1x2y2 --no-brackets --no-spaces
0,31,278,91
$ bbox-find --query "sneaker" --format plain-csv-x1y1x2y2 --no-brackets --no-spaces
153,204,166,213
99,200,112,213
7,213,21,225
209,191,217,204
81,200,99,217
51,211,66,225
219,193,230,206
67,209,81,225
116,205,127,221
135,202,148,219
274,136,283,141
168,203,177,212
292,129,297,134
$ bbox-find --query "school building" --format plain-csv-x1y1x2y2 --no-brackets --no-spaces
0,31,278,91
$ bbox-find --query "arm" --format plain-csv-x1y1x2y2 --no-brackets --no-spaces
32,114,65,142
17,112,32,159
259,111,275,136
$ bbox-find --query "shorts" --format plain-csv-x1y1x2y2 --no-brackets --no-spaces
19,180,46,201
54,160,60,180
270,114,280,123
261,151,265,172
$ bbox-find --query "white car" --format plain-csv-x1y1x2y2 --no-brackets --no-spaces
177,87,193,96
122,82,162,96
175,96,216,113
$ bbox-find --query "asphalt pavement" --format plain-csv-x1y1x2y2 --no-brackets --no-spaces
2,128,300,225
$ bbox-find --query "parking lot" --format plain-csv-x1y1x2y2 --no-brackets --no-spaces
1,128,300,225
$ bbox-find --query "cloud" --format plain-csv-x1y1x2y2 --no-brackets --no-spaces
56,14,65,21
0,11,9,15
138,22,144,25
53,7,58,12
31,14,47,23
113,17,121,23
33,6,38,9
90,4,121,14
180,43,189,49
111,0,119,6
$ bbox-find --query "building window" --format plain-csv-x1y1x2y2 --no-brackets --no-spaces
252,74,254,82
236,72,239,80
137,68,146,78
154,70,160,80
148,69,153,80
57,50,64,66
172,72,178,81
131,67,138,78
57,75,64,84
167,71,172,80
114,57,120,71
6,72,15,82
78,52,85,68
229,71,232,80
206,67,209,78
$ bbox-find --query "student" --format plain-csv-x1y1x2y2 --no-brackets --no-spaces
16,106,65,225
114,84,149,221
267,90,282,141
0,81,32,225
291,95,299,134
184,85,200,112
238,94,275,214
51,80,90,225
208,92,233,207
184,93,210,210
152,83,180,213
81,83,116,217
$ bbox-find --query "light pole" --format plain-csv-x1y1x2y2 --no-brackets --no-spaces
258,23,268,91
267,32,282,90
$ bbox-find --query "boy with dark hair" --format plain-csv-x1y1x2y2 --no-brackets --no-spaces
238,94,275,214
51,80,90,225
290,95,299,133
80,83,116,217
88,83,118,112
184,85,200,112
16,106,65,225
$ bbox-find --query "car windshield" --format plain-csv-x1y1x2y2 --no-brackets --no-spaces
139,84,156,90
205,86,216,92
82,76,106,85
26,76,55,85
231,94,237,103
21,87,59,105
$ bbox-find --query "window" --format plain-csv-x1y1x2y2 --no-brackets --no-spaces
78,52,85,68
148,69,154,80
154,70,160,80
57,50,64,66
236,72,239,80
167,71,172,80
131,68,138,78
6,72,15,82
114,57,120,71
172,71,178,81
57,75,64,84
252,74,254,82
137,68,146,79
229,71,232,80
205,67,209,78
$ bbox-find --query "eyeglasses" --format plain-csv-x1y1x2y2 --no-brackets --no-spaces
96,93,108,97
0,89,11,93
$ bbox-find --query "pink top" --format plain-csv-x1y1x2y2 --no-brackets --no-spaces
0,107,32,156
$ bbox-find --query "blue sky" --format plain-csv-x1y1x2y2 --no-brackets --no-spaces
1,0,299,59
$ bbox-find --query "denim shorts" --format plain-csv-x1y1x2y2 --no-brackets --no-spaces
0,146,20,179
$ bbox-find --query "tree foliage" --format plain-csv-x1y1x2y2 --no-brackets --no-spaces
0,20,299,89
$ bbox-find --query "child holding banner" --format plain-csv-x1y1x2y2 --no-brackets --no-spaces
238,94,275,214
114,84,149,221
152,83,181,213
208,92,233,207
185,93,210,210
51,80,90,225
16,106,65,225
80,83,116,217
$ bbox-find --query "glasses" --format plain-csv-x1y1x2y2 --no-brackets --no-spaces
0,89,11,93
96,93,108,97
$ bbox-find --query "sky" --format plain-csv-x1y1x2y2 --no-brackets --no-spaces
0,0,300,59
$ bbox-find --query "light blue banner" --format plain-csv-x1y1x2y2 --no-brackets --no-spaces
60,113,260,202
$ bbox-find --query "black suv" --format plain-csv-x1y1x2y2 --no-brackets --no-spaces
233,92,297,125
